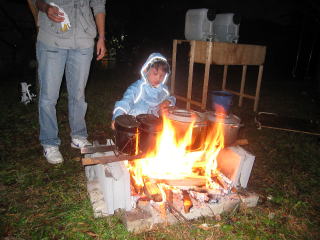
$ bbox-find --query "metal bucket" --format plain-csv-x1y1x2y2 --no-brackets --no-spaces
136,114,163,154
167,108,208,151
206,112,242,146
114,115,140,155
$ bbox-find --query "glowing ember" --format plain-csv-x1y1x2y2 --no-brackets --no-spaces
126,111,225,190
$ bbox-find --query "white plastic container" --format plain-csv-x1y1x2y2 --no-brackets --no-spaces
213,13,240,43
185,9,240,43
185,8,214,41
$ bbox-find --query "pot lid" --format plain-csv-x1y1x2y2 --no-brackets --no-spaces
206,111,241,125
136,114,163,132
167,108,205,123
115,114,140,129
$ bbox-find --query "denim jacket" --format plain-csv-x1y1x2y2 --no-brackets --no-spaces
33,0,106,49
112,53,176,120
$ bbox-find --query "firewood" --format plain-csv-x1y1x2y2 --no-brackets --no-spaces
142,177,163,202
182,190,193,213
164,188,173,204
130,174,144,195
211,173,229,190
154,176,207,187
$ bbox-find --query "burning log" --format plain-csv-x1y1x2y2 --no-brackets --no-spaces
164,188,174,214
182,190,193,213
142,177,163,202
164,188,173,206
130,175,144,195
211,173,229,190
189,191,209,203
154,176,207,187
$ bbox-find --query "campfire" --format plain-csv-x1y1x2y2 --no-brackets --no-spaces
82,108,257,233
126,112,233,213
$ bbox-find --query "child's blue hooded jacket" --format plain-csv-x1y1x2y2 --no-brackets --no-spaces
112,53,176,120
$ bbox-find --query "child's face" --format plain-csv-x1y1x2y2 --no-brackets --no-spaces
147,67,166,87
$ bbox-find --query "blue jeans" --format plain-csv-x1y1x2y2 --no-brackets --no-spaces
36,41,93,146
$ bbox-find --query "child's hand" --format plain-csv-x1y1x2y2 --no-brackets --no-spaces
111,120,115,130
159,100,170,116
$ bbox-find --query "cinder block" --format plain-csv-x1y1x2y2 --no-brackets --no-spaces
222,193,241,212
84,141,132,215
239,192,259,208
217,146,255,188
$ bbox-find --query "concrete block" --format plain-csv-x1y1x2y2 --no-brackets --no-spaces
86,180,109,217
239,192,259,208
222,193,241,212
217,146,255,188
85,140,132,216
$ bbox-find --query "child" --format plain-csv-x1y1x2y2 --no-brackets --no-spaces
112,53,176,128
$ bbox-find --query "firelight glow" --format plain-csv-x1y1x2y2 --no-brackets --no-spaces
126,112,225,188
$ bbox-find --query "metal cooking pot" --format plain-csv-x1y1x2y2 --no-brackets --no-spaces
136,114,163,154
114,114,140,155
167,108,208,151
206,112,243,146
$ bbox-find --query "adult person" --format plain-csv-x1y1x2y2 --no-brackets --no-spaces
33,0,106,164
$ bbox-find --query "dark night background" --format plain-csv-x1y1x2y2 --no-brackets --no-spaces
1,0,320,94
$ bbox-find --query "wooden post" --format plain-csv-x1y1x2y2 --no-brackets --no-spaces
239,65,247,107
171,40,178,95
254,65,264,112
201,41,213,110
222,65,228,90
186,41,196,110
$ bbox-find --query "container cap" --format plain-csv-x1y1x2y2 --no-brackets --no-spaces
167,108,205,123
136,114,163,132
206,111,241,125
115,115,140,130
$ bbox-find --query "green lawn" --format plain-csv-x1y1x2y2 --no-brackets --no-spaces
0,60,319,239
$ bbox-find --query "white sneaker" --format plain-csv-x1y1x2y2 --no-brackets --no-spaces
71,137,92,149
43,146,64,164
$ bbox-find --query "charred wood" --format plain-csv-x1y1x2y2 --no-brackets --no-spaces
182,190,193,213
143,177,163,202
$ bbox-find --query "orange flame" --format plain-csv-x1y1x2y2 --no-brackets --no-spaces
127,111,225,190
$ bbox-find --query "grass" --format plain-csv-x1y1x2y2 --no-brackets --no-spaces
0,58,319,239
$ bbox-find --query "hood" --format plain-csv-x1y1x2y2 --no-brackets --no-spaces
140,53,170,86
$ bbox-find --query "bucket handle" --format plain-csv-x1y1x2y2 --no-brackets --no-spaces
230,123,244,128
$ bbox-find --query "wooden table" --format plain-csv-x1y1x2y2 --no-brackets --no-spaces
170,40,267,112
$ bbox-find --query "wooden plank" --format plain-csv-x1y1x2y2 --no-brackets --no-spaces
224,89,255,100
153,176,207,187
201,41,212,110
193,41,266,65
222,65,228,91
212,42,266,65
81,153,145,166
254,65,264,112
239,65,247,107
186,41,196,110
174,94,202,107
171,40,178,94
